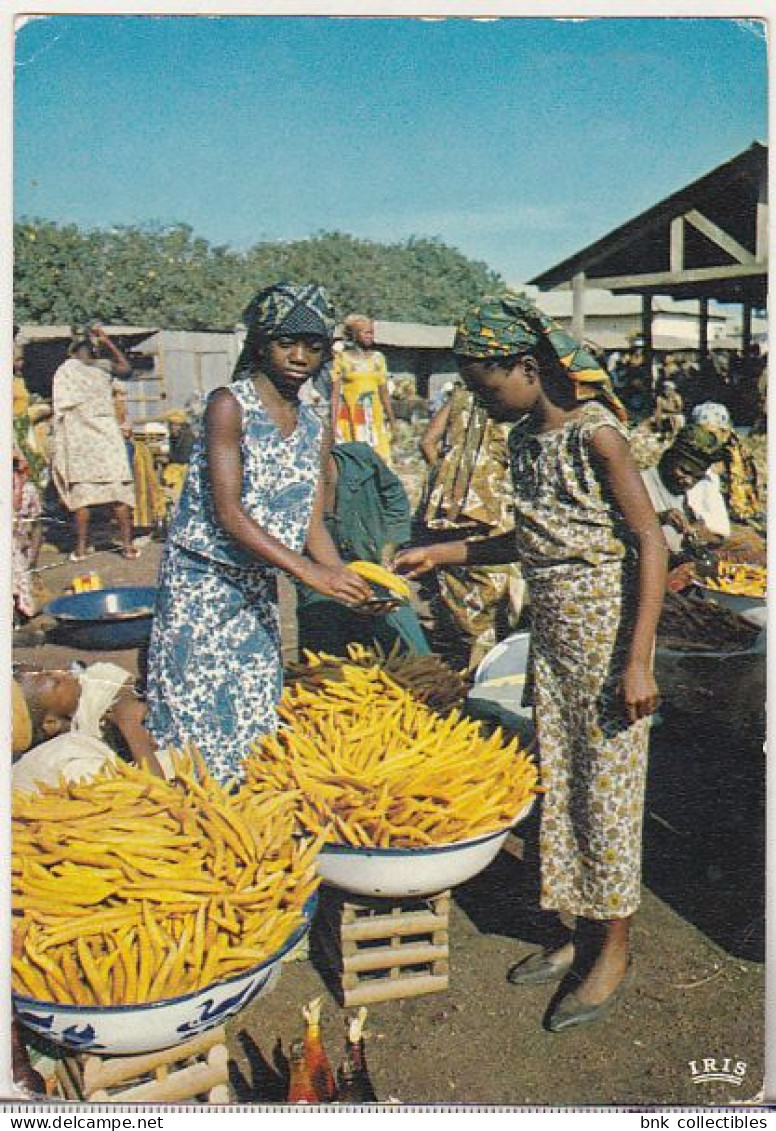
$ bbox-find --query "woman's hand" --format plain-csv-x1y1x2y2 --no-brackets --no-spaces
393,543,455,579
619,662,660,724
662,508,691,534
303,562,374,606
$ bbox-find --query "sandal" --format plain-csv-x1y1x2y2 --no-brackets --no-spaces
69,547,96,563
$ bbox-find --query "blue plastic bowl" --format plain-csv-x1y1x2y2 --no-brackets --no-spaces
45,586,157,650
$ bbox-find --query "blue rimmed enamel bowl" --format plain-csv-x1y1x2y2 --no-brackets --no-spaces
45,587,157,650
315,802,534,898
13,895,317,1055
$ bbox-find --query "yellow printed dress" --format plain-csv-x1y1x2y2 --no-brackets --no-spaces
508,402,650,920
417,386,524,671
333,346,392,462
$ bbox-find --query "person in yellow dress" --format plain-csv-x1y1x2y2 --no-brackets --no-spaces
331,314,395,463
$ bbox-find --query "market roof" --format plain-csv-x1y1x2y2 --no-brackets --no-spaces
529,142,767,306
584,329,730,353
372,321,456,349
19,324,158,342
523,286,728,321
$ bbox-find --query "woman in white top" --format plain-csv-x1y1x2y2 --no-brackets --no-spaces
640,424,730,557
51,327,138,561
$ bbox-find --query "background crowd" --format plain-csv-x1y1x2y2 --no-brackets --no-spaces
11,316,768,659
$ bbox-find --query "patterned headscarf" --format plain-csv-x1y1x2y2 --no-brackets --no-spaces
242,282,336,341
669,424,728,476
691,401,733,440
687,405,762,519
234,282,336,379
454,292,628,423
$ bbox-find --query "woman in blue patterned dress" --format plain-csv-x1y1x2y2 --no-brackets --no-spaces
145,283,372,784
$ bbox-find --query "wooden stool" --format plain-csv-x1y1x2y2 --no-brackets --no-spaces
42,1027,231,1104
316,889,450,1007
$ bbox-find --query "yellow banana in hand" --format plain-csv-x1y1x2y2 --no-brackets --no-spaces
345,560,411,600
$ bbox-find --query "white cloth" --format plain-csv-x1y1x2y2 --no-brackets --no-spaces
51,358,135,509
11,663,129,794
692,402,732,432
641,466,730,554
12,733,118,795
71,662,130,735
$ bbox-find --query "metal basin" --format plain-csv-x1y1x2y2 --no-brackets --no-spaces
45,587,157,649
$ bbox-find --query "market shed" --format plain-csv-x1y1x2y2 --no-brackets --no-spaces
529,142,768,362
372,320,457,398
17,325,244,422
17,324,157,401
130,329,243,420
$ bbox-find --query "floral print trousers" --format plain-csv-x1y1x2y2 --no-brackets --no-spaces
528,560,650,920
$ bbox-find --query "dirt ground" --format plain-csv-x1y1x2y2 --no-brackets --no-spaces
14,522,766,1109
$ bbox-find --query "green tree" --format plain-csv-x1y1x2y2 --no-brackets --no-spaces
14,221,506,328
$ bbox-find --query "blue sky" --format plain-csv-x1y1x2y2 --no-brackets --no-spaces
14,15,767,285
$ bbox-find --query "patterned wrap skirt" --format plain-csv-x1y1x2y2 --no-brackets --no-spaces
526,558,650,920
145,543,282,785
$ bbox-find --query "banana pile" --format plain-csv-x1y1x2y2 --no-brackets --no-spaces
286,643,469,715
12,754,322,1007
243,663,538,849
701,561,766,598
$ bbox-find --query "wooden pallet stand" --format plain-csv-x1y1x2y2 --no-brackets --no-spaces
43,1026,230,1104
317,889,450,1007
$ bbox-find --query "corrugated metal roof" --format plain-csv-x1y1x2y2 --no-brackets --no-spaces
19,324,158,341
373,321,456,349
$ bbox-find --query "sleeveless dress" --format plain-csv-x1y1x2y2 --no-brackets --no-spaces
509,401,650,920
145,378,322,784
333,346,392,463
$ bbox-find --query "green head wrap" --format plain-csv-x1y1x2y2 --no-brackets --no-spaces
454,292,628,422
669,424,728,475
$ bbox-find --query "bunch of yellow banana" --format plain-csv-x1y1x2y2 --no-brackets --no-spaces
242,664,538,849
702,561,766,598
12,753,323,1007
286,642,469,714
345,560,412,600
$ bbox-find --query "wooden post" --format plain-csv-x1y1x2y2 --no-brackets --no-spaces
670,216,685,274
756,164,768,263
415,351,431,400
641,295,653,381
742,303,753,355
699,298,709,358
572,272,586,343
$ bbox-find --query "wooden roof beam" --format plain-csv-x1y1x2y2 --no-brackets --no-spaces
684,209,756,265
583,263,766,292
